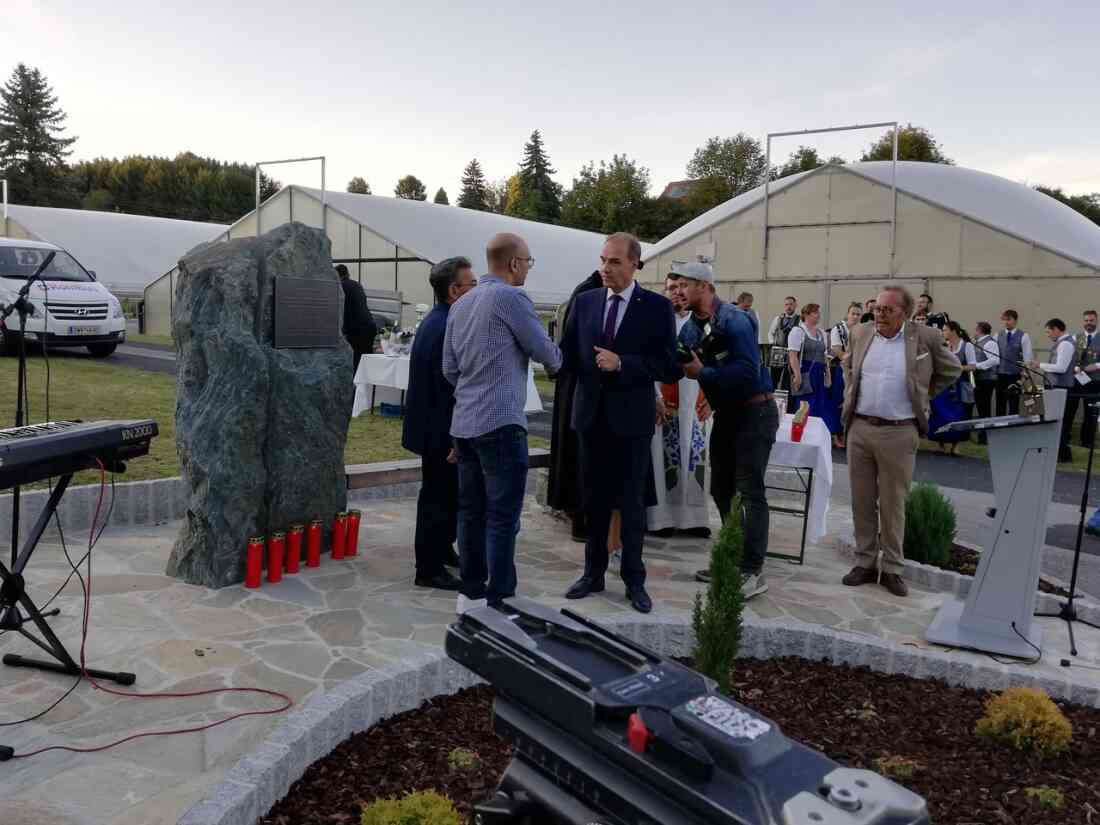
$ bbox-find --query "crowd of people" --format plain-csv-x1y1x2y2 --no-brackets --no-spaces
383,234,1096,615
768,295,1100,462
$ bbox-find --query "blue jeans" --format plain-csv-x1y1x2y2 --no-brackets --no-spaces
454,424,528,605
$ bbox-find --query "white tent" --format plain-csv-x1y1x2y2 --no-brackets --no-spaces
1,204,227,297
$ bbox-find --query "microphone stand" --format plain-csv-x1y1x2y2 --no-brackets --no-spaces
1035,397,1100,655
0,251,55,568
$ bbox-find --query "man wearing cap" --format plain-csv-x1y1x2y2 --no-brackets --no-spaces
674,261,778,600
560,232,680,614
402,257,477,591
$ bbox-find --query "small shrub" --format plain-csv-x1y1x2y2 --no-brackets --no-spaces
975,687,1072,758
1023,785,1065,810
903,482,957,567
692,499,745,694
447,747,481,771
361,790,461,825
874,755,923,780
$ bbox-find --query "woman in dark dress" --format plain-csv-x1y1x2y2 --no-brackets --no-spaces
929,321,976,454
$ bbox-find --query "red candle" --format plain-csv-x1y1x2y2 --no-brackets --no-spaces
245,536,264,588
345,510,361,557
286,524,303,573
331,513,348,560
267,531,285,583
306,519,322,567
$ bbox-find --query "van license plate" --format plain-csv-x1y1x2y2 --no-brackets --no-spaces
68,325,101,336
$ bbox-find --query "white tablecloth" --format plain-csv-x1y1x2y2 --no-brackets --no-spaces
769,414,834,543
352,354,543,417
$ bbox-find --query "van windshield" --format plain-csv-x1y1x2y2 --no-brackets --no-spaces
0,246,94,283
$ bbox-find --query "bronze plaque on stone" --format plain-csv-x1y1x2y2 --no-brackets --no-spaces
274,277,341,349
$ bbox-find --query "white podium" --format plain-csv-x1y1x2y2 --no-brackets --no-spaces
925,389,1066,658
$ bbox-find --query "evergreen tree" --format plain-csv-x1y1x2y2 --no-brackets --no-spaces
394,175,427,200
433,187,449,205
691,501,745,694
508,129,562,222
457,159,489,210
347,176,371,194
0,63,78,206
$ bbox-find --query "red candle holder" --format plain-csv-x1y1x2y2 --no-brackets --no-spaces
306,519,322,567
267,531,285,583
245,535,264,588
286,524,303,573
345,510,361,557
331,512,348,560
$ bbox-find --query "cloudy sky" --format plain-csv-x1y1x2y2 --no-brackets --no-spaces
4,1,1097,202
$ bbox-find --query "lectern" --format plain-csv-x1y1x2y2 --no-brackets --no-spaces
925,389,1065,658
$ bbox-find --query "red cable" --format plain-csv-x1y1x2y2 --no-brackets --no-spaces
11,461,294,759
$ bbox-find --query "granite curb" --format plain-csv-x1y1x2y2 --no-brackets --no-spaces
177,609,1100,825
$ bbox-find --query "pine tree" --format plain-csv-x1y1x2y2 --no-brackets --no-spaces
508,129,562,222
691,500,745,694
433,187,449,205
0,63,78,206
457,159,489,211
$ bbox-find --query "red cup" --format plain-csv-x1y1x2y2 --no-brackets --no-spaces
306,519,322,567
286,525,303,574
791,421,806,443
345,510,361,557
245,536,264,588
267,532,285,583
331,513,348,560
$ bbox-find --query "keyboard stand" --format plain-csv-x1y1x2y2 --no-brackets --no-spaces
0,473,135,761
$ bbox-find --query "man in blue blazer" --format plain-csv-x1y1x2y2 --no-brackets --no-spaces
401,257,477,590
560,233,680,613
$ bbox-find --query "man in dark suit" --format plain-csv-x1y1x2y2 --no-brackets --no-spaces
401,257,476,590
560,233,680,613
336,264,378,373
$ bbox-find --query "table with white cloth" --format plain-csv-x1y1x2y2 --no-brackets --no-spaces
764,413,834,564
351,354,543,417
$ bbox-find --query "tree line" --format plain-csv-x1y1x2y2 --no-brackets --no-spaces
3,62,1098,240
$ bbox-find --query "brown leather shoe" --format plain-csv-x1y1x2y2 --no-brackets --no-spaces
842,566,876,587
880,573,909,597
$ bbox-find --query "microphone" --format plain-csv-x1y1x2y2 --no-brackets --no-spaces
0,251,55,322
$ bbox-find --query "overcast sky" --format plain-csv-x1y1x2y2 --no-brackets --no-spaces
4,1,1097,205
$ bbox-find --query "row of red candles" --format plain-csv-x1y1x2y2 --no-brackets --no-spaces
244,510,362,588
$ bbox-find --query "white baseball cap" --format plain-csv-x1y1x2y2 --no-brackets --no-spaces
669,261,714,284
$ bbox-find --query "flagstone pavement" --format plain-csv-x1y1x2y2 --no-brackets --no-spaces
1,489,1098,825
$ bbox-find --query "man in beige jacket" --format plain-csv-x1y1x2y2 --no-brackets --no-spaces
841,286,960,597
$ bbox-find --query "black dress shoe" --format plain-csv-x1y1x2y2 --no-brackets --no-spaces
649,527,676,538
679,526,712,538
443,547,461,568
415,570,461,591
565,576,604,599
627,586,652,614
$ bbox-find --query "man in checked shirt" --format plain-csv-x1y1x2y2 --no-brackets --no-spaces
444,233,562,612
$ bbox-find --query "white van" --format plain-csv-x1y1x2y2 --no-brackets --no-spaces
0,237,127,357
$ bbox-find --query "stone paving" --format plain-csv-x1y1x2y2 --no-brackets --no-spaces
1,488,1098,825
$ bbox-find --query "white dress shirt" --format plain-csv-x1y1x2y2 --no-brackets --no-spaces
603,279,636,338
1040,336,1075,374
973,336,999,371
855,324,912,420
829,322,850,351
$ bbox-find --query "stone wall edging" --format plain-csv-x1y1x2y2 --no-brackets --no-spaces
176,609,1100,825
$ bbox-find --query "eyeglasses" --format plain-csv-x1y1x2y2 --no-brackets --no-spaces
513,257,535,268
873,305,902,315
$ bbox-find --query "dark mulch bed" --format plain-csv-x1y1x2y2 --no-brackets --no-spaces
259,658,1100,825
944,542,1071,597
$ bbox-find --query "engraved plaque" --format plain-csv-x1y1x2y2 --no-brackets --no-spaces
274,277,341,349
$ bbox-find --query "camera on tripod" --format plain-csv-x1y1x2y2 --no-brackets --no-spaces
446,598,929,825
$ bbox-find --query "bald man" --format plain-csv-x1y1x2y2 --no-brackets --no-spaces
444,233,562,611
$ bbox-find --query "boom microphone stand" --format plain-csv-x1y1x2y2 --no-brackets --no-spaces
1035,394,1100,656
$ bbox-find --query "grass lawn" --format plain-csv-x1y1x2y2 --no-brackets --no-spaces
0,355,547,488
125,332,175,348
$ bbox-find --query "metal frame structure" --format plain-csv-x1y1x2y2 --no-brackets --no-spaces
763,122,898,278
765,466,813,565
255,156,326,236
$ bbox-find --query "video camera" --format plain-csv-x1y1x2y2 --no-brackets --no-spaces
446,598,929,825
